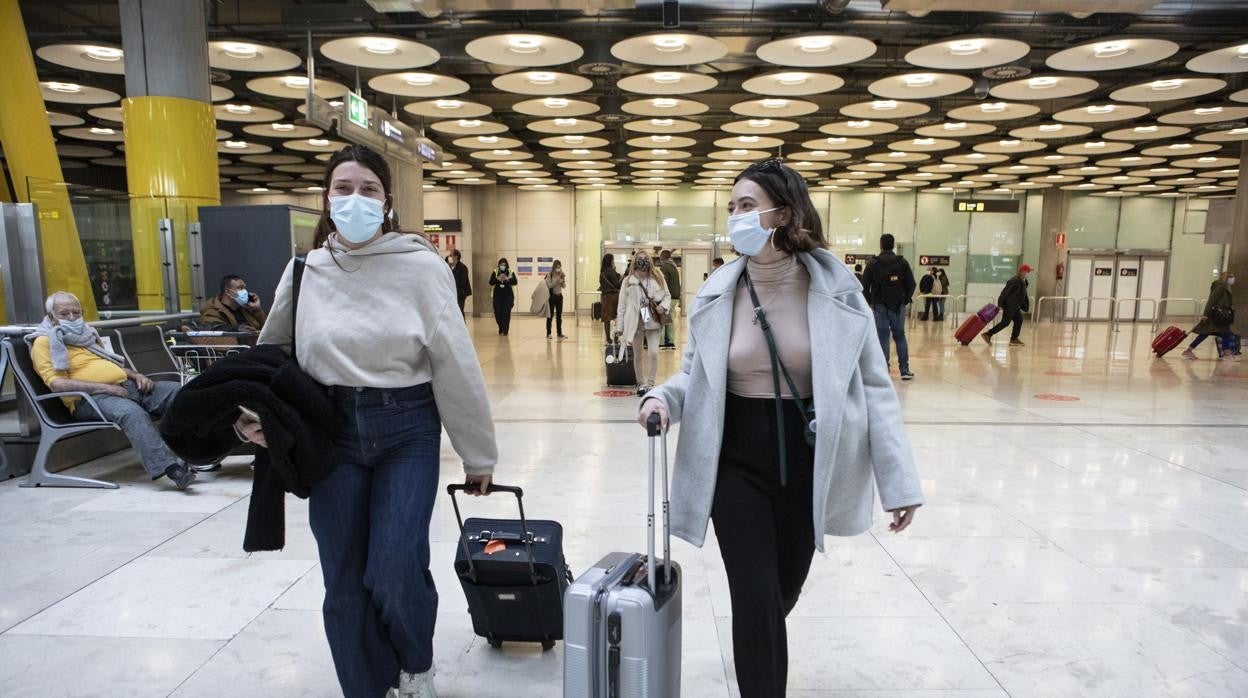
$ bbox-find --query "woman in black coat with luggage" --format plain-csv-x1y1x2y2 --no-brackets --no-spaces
1182,272,1238,360
599,253,622,344
489,258,519,336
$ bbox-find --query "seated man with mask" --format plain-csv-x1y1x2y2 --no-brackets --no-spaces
27,292,196,489
200,275,267,332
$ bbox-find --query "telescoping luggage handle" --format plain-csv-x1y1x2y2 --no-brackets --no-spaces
646,412,673,594
447,483,540,586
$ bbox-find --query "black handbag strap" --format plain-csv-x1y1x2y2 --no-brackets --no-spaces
743,268,812,487
290,256,306,363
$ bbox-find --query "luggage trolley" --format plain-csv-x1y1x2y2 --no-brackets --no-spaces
165,331,258,383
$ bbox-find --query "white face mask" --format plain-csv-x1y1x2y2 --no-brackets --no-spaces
727,207,778,256
1229,277,1237,286
329,193,385,244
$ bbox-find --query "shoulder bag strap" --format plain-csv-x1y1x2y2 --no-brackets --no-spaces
291,256,306,364
743,269,812,487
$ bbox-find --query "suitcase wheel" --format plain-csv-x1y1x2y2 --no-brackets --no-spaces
541,640,556,651
488,638,503,649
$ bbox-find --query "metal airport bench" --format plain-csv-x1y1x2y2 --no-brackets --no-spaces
2,338,122,489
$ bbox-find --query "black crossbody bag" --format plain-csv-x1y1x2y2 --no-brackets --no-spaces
743,269,816,487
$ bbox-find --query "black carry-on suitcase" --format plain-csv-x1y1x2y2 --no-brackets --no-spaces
448,483,572,650
605,342,636,387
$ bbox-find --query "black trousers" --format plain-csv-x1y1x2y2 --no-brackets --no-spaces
492,293,513,334
986,307,1024,340
713,393,816,698
546,293,564,336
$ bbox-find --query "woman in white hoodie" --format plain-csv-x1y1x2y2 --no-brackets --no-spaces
615,250,670,396
238,145,498,698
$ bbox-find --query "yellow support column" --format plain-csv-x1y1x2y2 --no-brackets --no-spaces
122,96,220,311
0,0,99,319
119,0,219,312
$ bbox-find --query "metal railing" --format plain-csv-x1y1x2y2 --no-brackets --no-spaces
906,295,952,327
573,291,601,325
1112,298,1159,330
1033,296,1077,324
1151,298,1202,331
1074,297,1117,324
0,312,198,337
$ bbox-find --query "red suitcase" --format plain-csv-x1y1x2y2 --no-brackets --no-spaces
955,314,989,346
1151,326,1187,357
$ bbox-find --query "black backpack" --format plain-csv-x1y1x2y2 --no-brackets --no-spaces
919,274,934,294
872,256,909,309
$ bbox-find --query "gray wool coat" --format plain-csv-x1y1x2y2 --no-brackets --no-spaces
647,250,925,552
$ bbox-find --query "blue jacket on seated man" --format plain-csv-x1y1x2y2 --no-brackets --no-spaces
26,291,196,490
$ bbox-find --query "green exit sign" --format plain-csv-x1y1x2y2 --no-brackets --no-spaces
347,92,369,129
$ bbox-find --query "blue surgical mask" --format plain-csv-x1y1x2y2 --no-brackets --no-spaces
233,289,250,305
330,194,385,244
58,318,87,335
727,207,778,257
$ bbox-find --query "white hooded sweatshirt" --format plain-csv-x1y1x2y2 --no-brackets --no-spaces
259,232,498,474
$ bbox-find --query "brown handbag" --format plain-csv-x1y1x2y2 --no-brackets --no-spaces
640,283,668,326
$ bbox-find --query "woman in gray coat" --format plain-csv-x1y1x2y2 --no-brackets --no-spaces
639,159,924,697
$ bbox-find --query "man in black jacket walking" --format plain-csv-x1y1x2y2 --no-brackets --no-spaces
448,249,472,317
862,234,917,380
983,264,1032,347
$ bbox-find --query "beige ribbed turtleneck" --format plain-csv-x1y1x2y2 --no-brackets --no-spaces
726,254,813,399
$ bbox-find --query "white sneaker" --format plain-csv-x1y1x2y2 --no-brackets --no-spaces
396,670,437,698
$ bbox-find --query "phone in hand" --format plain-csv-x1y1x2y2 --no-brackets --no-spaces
238,405,260,423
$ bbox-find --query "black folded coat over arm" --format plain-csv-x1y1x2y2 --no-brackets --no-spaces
159,345,337,552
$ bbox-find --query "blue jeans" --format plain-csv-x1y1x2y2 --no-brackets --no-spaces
309,383,442,698
873,305,910,373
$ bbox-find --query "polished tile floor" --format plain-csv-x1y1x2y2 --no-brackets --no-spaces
2,313,1247,697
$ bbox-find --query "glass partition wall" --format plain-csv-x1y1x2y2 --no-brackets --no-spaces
574,186,1228,317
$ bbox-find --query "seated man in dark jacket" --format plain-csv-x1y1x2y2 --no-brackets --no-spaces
983,264,1032,347
200,275,267,332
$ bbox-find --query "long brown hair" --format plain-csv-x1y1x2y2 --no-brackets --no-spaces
312,145,398,249
734,159,826,253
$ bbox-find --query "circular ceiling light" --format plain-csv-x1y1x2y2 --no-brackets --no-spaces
989,75,1099,101
945,101,1040,122
1046,38,1179,71
466,33,582,67
841,100,929,120
905,37,1030,70
40,81,119,104
1052,103,1151,123
320,36,439,70
36,44,127,75
493,70,593,96
1158,105,1248,125
370,72,470,98
209,40,301,72
611,32,728,66
404,99,493,119
1186,42,1248,74
617,71,718,95
741,71,844,97
756,34,877,67
868,72,973,99
1109,77,1226,103
247,75,348,100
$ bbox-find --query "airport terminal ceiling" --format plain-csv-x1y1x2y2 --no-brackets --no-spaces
14,0,1248,198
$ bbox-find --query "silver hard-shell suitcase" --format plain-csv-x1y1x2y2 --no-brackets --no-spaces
564,412,682,697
